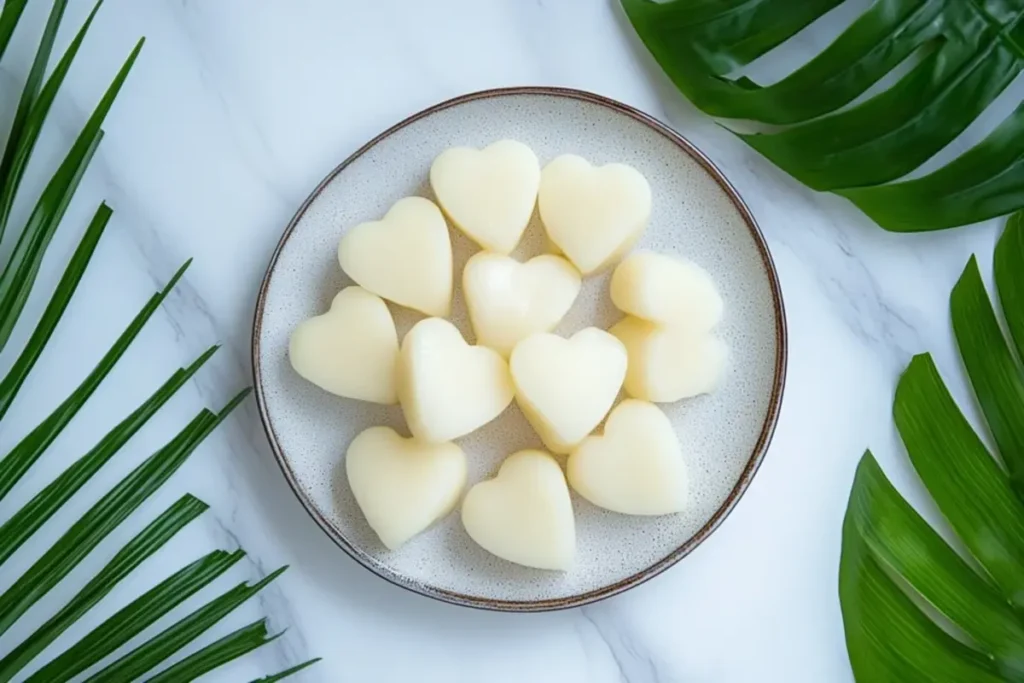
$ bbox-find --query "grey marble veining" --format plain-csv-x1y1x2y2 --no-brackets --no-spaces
0,0,1014,680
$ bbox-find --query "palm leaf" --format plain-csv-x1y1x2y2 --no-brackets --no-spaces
840,213,1024,680
0,3,319,679
620,0,1024,231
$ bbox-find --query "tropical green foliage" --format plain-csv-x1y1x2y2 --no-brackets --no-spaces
840,212,1024,681
620,0,1024,232
0,1,318,680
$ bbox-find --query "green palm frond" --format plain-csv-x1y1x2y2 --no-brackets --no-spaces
840,212,1024,680
620,0,1024,232
0,2,318,680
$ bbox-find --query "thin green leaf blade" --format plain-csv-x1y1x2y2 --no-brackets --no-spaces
0,259,191,497
845,452,1024,673
0,37,143,353
0,346,218,566
143,620,279,683
951,256,1024,497
894,353,1024,607
85,566,288,683
25,550,245,683
0,0,104,241
0,0,28,61
0,495,208,682
0,203,111,418
0,389,247,635
995,211,1024,361
0,409,214,638
250,658,322,683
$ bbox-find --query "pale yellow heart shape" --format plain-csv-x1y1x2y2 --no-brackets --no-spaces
337,196,453,317
510,328,627,454
288,286,398,404
398,318,515,443
567,400,688,515
538,154,651,275
610,316,727,402
461,449,575,570
463,252,581,357
346,426,467,550
429,139,540,254
610,251,723,330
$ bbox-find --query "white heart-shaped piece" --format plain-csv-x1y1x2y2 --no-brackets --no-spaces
429,140,541,254
398,318,515,443
346,426,467,550
337,196,453,317
461,449,575,570
610,316,726,402
567,400,687,515
538,154,651,275
288,287,399,404
610,251,723,330
463,252,581,357
510,328,627,454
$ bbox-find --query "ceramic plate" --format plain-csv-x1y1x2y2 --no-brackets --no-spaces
252,87,786,611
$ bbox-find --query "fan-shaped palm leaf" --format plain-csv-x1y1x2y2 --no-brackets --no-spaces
840,211,1024,680
0,1,318,680
620,0,1024,232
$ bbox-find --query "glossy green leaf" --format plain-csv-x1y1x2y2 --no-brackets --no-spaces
25,550,245,683
0,203,111,418
840,211,1024,681
0,259,190,496
840,511,1005,682
951,256,1024,497
0,495,207,682
844,452,1024,675
143,620,280,683
85,566,288,682
995,211,1024,361
894,353,1024,607
621,0,1024,230
0,37,142,352
0,345,218,566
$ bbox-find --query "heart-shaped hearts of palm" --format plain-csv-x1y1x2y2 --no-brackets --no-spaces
338,196,453,317
538,154,652,275
288,142,726,567
288,286,399,404
610,252,727,402
398,318,515,443
567,400,688,516
347,426,467,549
463,252,581,357
430,139,541,255
510,328,627,454
462,449,575,570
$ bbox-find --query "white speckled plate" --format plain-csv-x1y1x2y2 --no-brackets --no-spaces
253,88,786,611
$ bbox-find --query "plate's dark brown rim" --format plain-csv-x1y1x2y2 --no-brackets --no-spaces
251,86,788,613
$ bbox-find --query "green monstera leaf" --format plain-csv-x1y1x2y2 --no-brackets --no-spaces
620,0,1024,232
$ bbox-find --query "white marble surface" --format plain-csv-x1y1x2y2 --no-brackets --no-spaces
0,1,1016,681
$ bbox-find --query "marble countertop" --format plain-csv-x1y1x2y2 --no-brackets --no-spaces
1,1,1013,681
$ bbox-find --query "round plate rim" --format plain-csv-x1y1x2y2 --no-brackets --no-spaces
251,86,788,612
